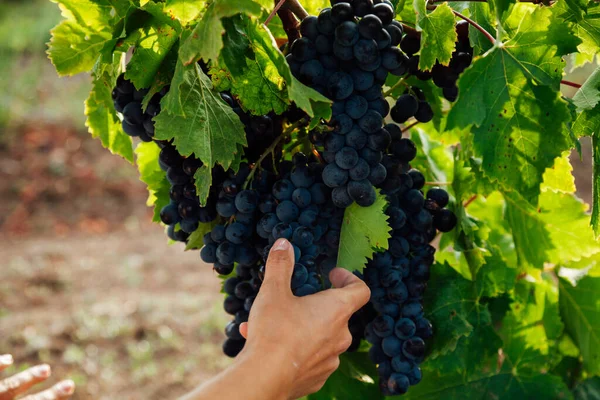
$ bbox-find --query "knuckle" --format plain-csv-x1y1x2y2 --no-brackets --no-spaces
338,333,353,353
327,356,341,374
309,379,328,395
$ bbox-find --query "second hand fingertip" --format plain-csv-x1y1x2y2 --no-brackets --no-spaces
0,354,13,365
32,364,51,378
57,380,76,395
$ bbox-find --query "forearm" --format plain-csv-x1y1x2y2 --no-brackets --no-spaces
180,348,295,400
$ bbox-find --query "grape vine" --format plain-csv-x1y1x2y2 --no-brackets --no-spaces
48,0,600,397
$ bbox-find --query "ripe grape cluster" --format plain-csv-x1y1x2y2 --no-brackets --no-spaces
361,130,456,395
112,75,165,142
200,153,356,356
286,0,414,208
113,6,461,389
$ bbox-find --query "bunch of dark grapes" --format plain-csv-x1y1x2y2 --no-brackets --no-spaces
158,144,222,242
112,75,165,142
390,86,433,125
201,153,354,356
360,129,456,396
111,75,222,240
401,20,474,104
114,14,461,391
286,0,412,208
220,93,286,165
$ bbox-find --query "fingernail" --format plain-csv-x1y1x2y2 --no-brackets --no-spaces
0,355,13,365
57,380,75,395
32,364,51,378
271,238,290,251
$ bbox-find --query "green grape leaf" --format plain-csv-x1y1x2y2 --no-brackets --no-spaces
501,272,564,371
185,220,219,250
124,21,179,89
211,17,289,115
559,276,600,375
475,247,517,298
179,0,264,65
165,0,206,24
570,67,600,237
193,165,213,207
140,1,186,30
135,142,171,222
47,0,114,75
154,62,247,187
489,0,516,25
554,1,600,65
574,377,600,400
405,369,571,399
409,130,454,184
447,6,574,204
244,21,332,119
309,353,383,400
539,191,600,264
337,191,391,272
85,66,134,163
423,263,479,358
505,187,600,268
404,266,568,400
541,152,576,194
414,0,457,71
573,66,600,112
468,3,496,54
594,133,600,238
504,191,553,268
445,153,489,279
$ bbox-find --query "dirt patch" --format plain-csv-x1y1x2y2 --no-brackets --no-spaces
0,126,230,399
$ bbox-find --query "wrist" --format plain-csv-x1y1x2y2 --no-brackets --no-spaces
236,342,296,400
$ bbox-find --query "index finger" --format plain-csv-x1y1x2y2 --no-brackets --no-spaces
0,364,51,400
328,268,371,311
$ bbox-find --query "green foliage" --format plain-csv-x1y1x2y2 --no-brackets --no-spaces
46,0,600,397
559,276,600,375
135,142,170,223
307,353,383,400
571,66,600,237
337,191,391,272
85,64,135,163
447,6,576,205
179,0,263,64
414,0,457,71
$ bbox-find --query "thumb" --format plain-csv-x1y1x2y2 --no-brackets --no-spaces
328,268,371,311
261,238,295,295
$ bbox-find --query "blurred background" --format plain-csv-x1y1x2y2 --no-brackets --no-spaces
0,1,595,399
0,1,231,398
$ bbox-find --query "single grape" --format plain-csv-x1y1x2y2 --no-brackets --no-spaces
433,209,457,232
335,20,359,46
300,15,320,40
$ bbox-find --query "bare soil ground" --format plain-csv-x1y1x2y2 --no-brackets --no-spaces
0,126,228,399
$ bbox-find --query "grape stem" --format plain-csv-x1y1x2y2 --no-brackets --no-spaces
425,182,451,186
463,194,478,208
281,0,309,20
452,10,496,45
561,80,582,89
401,120,419,132
244,118,309,188
265,0,289,25
383,78,408,97
400,23,418,33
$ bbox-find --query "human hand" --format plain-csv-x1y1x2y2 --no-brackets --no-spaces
0,355,75,400
239,238,371,399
